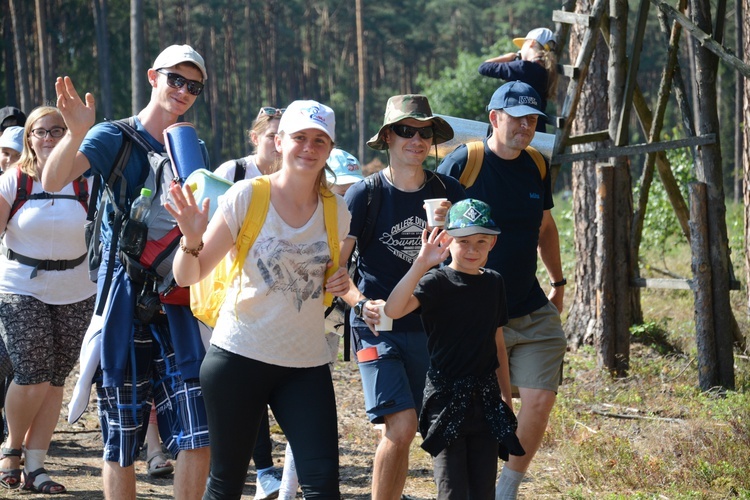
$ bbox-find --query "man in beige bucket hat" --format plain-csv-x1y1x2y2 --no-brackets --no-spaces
338,94,466,499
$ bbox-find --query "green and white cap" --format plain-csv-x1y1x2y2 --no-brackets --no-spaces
445,199,501,237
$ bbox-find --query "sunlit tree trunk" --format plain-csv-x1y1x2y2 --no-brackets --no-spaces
744,0,750,316
2,0,18,106
9,0,30,112
131,0,145,114
564,0,610,348
92,0,113,119
355,0,366,162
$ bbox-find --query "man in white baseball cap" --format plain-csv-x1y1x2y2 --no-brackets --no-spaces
152,44,208,81
44,45,210,499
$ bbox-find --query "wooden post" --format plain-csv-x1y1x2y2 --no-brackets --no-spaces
689,182,718,390
613,160,633,375
595,164,616,371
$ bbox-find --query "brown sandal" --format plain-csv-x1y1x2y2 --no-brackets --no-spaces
22,467,67,495
0,447,23,489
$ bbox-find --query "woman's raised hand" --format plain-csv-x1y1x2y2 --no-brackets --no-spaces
165,183,210,245
54,76,96,137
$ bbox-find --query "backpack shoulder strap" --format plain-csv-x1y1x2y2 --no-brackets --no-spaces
525,145,547,180
459,141,485,189
233,158,247,183
320,188,340,308
234,175,272,269
9,169,33,220
73,176,89,211
109,117,156,154
357,172,382,253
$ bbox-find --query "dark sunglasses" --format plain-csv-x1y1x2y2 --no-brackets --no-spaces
156,69,204,96
257,107,286,119
390,124,434,140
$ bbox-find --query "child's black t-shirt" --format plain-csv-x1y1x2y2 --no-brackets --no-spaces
413,266,508,379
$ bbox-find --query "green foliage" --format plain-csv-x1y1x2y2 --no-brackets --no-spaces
629,320,678,355
639,140,694,267
416,47,502,121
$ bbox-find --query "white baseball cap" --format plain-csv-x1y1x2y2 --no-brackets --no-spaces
152,44,207,81
278,100,335,142
0,126,24,153
513,28,556,51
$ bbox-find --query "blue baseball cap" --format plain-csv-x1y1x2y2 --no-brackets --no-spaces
0,126,24,153
487,81,547,118
326,148,364,185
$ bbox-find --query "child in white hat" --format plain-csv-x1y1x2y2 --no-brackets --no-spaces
0,126,24,172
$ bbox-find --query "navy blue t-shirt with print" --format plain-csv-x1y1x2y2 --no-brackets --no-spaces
344,170,465,332
437,139,553,318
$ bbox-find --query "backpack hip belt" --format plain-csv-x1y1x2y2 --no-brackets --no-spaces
1,243,86,279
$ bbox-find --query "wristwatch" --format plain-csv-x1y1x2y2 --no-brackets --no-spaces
353,298,369,318
550,278,567,287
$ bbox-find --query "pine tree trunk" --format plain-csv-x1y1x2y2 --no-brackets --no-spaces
130,0,145,114
8,0,31,113
743,0,750,316
564,0,610,348
92,0,113,119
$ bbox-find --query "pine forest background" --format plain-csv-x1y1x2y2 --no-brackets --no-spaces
0,0,744,195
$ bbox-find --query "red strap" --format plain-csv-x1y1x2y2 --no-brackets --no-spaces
9,169,33,220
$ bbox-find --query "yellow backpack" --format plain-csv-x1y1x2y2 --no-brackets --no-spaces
190,175,340,327
458,141,547,188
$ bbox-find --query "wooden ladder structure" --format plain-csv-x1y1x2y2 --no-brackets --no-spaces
545,0,748,385
548,0,747,291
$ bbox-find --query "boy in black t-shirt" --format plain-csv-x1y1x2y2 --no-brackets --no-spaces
385,198,525,500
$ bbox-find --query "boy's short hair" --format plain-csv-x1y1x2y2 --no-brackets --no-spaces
445,198,501,237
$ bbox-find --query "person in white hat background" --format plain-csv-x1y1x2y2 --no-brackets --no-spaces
43,45,211,499
0,126,24,173
167,100,351,499
478,27,558,132
326,147,364,195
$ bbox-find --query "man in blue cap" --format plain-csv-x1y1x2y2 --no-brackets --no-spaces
438,81,567,499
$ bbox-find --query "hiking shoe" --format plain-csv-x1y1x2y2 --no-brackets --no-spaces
254,467,282,500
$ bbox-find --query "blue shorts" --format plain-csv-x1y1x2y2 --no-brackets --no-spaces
96,324,209,467
352,326,429,424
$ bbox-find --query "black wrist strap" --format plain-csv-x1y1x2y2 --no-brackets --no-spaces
550,278,567,287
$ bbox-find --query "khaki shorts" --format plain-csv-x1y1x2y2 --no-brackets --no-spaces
504,301,567,394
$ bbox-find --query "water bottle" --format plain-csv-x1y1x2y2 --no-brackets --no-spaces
130,187,153,222
120,188,152,257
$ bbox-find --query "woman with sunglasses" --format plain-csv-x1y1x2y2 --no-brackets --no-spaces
211,104,286,499
0,106,96,493
479,27,558,132
214,106,284,182
167,100,350,499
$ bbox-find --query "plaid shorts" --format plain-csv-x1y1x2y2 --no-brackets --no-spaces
96,324,209,467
